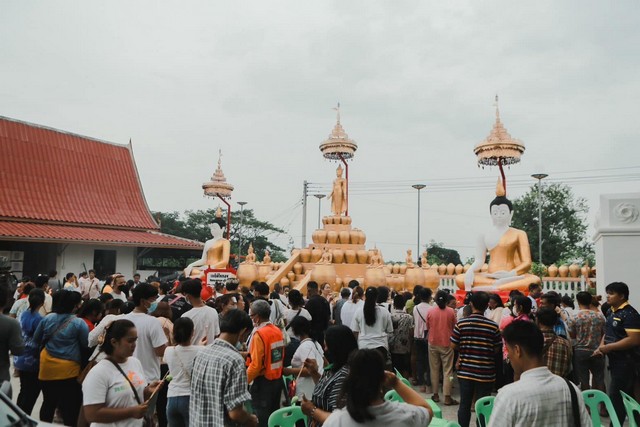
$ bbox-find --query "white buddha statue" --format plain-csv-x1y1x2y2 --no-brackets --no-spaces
456,179,541,292
184,209,231,278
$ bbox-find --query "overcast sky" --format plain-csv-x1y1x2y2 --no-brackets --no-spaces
2,1,639,262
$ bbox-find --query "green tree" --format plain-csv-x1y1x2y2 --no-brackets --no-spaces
511,182,593,266
426,240,462,265
154,208,288,266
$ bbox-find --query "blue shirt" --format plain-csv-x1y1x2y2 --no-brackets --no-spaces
14,310,43,372
33,313,88,364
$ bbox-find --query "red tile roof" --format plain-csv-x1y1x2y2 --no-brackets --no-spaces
0,221,202,249
0,116,158,230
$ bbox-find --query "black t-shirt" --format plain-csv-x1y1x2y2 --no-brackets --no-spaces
605,302,640,361
162,294,192,320
305,294,330,332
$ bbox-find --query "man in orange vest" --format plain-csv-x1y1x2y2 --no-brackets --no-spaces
247,299,285,427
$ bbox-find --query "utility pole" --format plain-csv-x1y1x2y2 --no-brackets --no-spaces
301,180,308,248
531,173,548,265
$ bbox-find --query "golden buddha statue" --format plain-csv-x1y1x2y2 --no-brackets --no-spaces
421,250,428,267
262,249,271,265
244,243,256,264
369,248,383,268
329,165,347,216
406,249,415,268
317,247,333,265
184,208,231,278
455,180,540,292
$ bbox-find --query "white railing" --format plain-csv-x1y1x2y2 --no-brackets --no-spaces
437,276,596,301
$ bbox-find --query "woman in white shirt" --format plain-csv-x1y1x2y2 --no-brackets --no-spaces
283,290,312,338
351,287,393,368
341,286,364,331
83,319,161,427
282,317,324,399
164,317,202,427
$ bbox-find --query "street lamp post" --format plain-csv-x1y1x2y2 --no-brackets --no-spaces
237,202,247,262
412,184,426,264
314,194,326,229
531,174,548,265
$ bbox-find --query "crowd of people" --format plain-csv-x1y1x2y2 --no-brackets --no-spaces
2,271,640,426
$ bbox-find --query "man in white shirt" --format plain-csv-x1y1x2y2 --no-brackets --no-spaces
85,269,101,299
181,279,220,345
124,283,168,382
489,321,590,427
412,288,433,392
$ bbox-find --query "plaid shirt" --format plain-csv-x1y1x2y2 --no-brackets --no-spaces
190,338,251,426
542,330,572,378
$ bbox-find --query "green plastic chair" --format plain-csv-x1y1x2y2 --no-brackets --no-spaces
383,389,442,419
581,389,621,427
268,405,308,427
620,391,640,427
428,419,460,427
475,396,495,427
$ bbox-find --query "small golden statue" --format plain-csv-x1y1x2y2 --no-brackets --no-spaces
369,248,383,268
406,249,414,268
455,179,540,292
184,207,230,277
317,247,333,265
329,165,347,216
244,243,256,264
262,249,271,265
421,250,428,267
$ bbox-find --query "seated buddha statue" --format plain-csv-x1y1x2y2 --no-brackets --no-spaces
455,180,541,292
405,249,415,268
244,244,257,264
262,249,272,265
184,211,230,278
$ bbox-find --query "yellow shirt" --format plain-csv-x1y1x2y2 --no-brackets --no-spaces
39,348,80,381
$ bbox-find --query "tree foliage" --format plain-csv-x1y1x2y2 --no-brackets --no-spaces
426,240,462,265
154,209,288,266
511,183,593,265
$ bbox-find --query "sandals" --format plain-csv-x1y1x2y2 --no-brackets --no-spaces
444,398,459,406
431,394,440,403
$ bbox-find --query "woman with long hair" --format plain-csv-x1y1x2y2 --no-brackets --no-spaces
15,288,45,415
83,319,161,426
33,290,88,426
486,293,505,323
301,325,358,425
164,317,201,427
322,349,432,426
426,290,457,405
351,287,393,368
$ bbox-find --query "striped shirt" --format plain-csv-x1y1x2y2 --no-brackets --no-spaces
450,313,501,382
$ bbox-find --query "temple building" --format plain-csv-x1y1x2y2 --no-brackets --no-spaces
0,116,202,280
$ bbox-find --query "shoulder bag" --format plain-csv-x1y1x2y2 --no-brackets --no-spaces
41,315,75,351
107,358,155,427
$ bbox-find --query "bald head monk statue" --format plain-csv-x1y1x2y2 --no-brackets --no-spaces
455,180,541,292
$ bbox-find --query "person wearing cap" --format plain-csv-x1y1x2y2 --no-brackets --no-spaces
246,299,285,427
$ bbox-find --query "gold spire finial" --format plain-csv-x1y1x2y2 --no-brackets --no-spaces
496,178,506,197
215,206,223,218
217,149,222,170
494,94,500,121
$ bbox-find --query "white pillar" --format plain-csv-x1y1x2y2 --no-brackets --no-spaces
593,193,640,308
